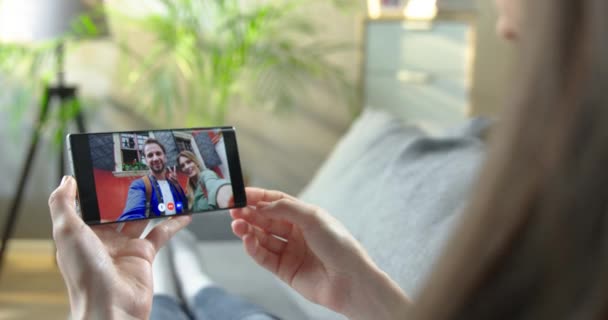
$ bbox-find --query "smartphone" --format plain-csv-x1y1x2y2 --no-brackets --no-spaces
67,126,246,225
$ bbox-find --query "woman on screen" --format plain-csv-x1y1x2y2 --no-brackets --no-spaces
177,150,232,211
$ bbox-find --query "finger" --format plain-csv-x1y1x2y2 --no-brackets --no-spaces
92,224,119,239
261,200,360,268
231,219,286,254
231,218,249,238
91,224,121,250
256,198,320,232
253,225,287,254
145,215,192,252
243,233,280,274
48,176,86,239
121,220,150,239
230,206,293,238
49,176,78,221
275,226,313,284
216,185,232,209
244,188,296,206
230,208,243,219
236,215,309,285
230,207,258,222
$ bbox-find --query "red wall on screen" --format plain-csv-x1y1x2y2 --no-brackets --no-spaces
93,169,188,222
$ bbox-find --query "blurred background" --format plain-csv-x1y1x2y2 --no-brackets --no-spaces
0,0,513,318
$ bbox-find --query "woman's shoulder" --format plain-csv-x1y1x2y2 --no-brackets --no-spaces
199,169,220,180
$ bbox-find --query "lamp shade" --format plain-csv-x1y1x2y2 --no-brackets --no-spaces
0,0,108,43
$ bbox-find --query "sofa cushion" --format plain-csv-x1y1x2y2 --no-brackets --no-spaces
284,108,487,319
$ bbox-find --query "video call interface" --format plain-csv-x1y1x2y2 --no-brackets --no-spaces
88,129,233,223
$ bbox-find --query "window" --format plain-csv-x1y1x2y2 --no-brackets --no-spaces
120,133,149,171
175,137,193,152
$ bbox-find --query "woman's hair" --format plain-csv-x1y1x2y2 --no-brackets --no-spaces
414,0,608,319
177,150,204,210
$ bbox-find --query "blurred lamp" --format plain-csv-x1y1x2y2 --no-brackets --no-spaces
367,0,382,19
0,0,108,43
367,0,473,20
0,0,108,83
404,0,438,20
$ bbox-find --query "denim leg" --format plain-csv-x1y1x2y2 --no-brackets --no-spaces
151,294,191,320
190,286,279,320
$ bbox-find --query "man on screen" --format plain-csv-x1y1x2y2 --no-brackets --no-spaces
118,138,188,221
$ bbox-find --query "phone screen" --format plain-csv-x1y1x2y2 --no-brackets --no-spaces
68,127,246,225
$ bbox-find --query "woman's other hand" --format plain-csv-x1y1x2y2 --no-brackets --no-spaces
230,187,409,320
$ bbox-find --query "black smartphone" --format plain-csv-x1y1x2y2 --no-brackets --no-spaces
67,126,246,225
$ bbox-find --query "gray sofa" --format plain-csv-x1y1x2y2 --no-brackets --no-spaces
189,107,487,319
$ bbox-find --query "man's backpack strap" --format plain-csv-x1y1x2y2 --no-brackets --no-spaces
142,175,153,217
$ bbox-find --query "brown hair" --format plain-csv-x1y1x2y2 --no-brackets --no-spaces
177,150,203,210
414,0,608,319
143,138,166,155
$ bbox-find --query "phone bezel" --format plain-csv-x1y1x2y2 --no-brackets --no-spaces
68,126,247,225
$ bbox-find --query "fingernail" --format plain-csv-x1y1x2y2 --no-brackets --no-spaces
60,176,68,186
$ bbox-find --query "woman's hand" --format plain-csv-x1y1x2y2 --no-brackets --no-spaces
49,176,191,320
230,188,410,320
216,184,232,208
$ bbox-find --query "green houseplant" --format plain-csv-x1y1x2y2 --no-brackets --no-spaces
111,0,356,126
0,0,357,130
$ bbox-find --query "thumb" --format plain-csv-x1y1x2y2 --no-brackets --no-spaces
145,215,192,253
48,176,80,226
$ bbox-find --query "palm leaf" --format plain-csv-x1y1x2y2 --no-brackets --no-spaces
106,0,358,125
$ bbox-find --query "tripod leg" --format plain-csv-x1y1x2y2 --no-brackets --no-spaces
58,93,86,178
74,100,86,134
0,88,53,273
62,100,87,178
59,139,66,179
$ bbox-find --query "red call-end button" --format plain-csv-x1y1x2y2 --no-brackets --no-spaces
167,202,175,211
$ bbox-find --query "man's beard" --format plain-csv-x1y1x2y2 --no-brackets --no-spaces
150,163,165,174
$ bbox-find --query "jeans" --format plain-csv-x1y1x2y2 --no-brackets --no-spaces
150,286,279,320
